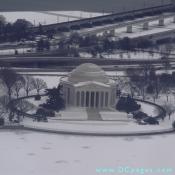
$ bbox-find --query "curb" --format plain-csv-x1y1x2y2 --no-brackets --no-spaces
0,125,175,137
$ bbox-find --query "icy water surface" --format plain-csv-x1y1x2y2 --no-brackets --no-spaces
0,130,174,175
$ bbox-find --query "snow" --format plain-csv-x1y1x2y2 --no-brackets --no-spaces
32,75,61,88
100,111,129,121
138,101,158,117
0,48,33,55
22,112,174,134
58,108,88,120
79,51,162,60
0,130,174,175
102,51,161,60
49,11,108,19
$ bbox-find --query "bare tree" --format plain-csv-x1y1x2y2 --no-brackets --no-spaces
161,49,171,74
23,76,35,96
0,95,11,121
33,78,47,95
12,76,25,98
15,99,35,120
0,68,20,100
162,103,175,120
126,68,146,99
0,95,9,113
0,15,6,24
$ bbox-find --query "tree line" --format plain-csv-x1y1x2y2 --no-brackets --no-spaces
0,64,47,121
125,65,175,102
0,67,47,100
0,15,34,42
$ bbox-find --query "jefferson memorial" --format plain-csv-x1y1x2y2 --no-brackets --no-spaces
60,63,117,109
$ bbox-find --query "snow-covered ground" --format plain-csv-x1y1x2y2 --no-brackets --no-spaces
138,102,158,117
22,110,174,134
101,51,161,60
0,11,107,26
0,130,174,175
79,51,162,60
0,47,34,55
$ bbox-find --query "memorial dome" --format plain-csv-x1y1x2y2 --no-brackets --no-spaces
68,63,109,84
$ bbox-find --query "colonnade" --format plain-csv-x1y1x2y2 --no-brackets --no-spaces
76,91,110,108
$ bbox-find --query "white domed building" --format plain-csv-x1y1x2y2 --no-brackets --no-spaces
60,63,117,110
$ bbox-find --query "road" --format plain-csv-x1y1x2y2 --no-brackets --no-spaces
77,12,175,36
0,55,175,71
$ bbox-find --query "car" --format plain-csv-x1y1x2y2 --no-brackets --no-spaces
143,117,159,125
137,120,148,125
133,111,148,120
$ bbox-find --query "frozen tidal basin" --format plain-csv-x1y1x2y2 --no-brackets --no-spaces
0,131,175,175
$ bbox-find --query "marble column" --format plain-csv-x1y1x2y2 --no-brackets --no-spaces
127,25,132,33
143,22,149,30
159,17,164,26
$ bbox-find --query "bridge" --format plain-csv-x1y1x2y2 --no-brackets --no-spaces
76,12,175,36
38,11,82,20
31,3,175,34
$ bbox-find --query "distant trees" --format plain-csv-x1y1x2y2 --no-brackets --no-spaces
163,103,175,119
126,64,159,100
12,19,33,41
23,76,35,96
12,76,25,99
0,16,33,42
35,107,55,122
0,117,4,126
0,95,9,119
0,66,48,123
38,23,44,35
0,68,21,100
37,39,50,51
136,39,153,49
0,15,6,37
33,78,47,95
118,37,133,50
35,108,48,122
0,68,47,99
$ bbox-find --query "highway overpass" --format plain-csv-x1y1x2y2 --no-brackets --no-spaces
31,3,175,34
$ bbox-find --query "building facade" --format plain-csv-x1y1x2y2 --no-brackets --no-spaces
60,63,117,109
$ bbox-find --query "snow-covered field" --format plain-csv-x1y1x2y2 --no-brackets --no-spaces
101,52,161,60
0,47,33,55
138,102,158,117
0,130,174,175
0,11,106,25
